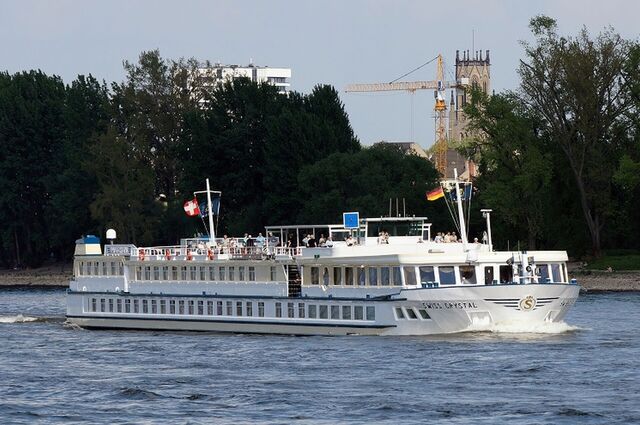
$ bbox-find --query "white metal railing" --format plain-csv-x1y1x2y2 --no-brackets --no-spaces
104,243,303,261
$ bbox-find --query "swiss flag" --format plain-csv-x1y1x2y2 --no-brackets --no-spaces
183,198,200,217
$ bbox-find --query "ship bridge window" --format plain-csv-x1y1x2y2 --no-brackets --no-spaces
537,264,550,282
551,264,562,282
418,308,431,319
395,307,405,319
438,266,456,285
460,266,477,284
367,220,423,237
311,267,319,285
499,265,513,284
403,267,417,286
406,308,418,319
381,267,390,286
419,266,436,284
369,267,378,286
392,267,402,286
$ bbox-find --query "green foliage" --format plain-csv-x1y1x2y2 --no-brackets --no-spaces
586,253,640,271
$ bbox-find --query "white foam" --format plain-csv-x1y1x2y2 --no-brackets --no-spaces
0,314,39,324
465,319,582,335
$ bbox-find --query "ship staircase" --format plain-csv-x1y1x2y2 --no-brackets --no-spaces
287,264,302,297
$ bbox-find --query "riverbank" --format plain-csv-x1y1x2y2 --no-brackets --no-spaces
1,264,639,291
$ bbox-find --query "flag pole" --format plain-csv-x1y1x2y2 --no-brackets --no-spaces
206,178,215,245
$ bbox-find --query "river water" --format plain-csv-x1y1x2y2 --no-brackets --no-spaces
1,287,639,424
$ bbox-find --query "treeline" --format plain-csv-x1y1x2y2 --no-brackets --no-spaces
0,51,441,267
463,16,640,257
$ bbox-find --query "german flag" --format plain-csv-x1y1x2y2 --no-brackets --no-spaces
426,187,444,201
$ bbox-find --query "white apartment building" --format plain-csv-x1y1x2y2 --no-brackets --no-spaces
197,63,291,94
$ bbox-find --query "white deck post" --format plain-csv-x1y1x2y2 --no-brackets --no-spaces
206,178,215,244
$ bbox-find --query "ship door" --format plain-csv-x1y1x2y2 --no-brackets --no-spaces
484,266,494,285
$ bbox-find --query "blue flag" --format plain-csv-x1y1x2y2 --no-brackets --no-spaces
199,195,220,218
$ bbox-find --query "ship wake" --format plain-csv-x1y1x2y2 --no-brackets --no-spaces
464,317,583,334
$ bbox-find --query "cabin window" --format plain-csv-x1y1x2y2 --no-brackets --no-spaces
354,306,364,320
333,268,342,285
148,300,155,314
125,299,131,313
319,305,328,319
153,266,160,280
228,267,235,281
308,305,317,318
171,266,178,280
219,267,226,281
406,308,418,320
331,305,340,319
288,302,295,318
369,268,378,286
209,266,216,281
237,301,243,316
342,306,352,320
217,301,223,315
344,267,354,286
160,300,166,314
135,266,142,280
418,308,431,319
188,300,195,315
162,266,169,280
190,266,197,280
181,266,188,281
322,268,330,285
248,267,256,281
91,298,97,312
392,267,402,286
366,306,376,321
419,266,435,284
499,265,513,283
275,302,282,318
381,267,390,286
460,266,477,284
438,266,456,285
108,299,114,312
551,264,562,282
133,299,139,313
246,302,253,317
484,266,494,285
111,262,117,276
258,302,265,317
199,267,206,281
144,266,151,280
270,266,277,281
238,266,245,281
93,262,99,275
102,262,108,276
118,263,124,275
403,267,417,286
207,301,214,315
537,264,549,282
226,301,233,316
169,300,176,314
395,307,405,319
357,268,366,286
298,303,305,318
178,300,185,315
198,300,204,315
310,267,319,285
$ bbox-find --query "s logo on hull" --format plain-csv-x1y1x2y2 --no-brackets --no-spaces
519,295,537,311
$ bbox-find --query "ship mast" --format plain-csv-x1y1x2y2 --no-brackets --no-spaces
454,169,468,249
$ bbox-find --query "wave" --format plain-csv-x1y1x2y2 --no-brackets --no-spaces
0,314,64,323
464,317,583,334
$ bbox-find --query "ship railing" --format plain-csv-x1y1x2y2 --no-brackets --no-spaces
128,245,303,261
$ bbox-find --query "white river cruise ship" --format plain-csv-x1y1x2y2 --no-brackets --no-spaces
66,179,580,335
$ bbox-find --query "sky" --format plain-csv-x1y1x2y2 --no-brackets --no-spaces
1,0,639,149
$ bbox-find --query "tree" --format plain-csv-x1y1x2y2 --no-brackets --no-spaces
518,16,640,256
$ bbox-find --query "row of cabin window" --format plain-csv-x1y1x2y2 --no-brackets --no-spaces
90,297,267,317
395,307,431,320
88,297,376,321
308,263,568,286
134,265,279,282
274,302,376,321
77,261,124,277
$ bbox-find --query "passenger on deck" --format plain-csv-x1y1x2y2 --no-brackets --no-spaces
307,235,317,247
444,232,451,243
325,236,334,247
255,233,265,247
346,235,355,246
302,234,310,247
318,234,326,246
451,232,458,243
434,232,443,243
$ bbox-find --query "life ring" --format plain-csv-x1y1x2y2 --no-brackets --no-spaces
186,249,193,261
207,249,214,260
165,249,171,261
138,249,145,261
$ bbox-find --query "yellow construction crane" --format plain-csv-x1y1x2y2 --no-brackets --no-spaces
345,54,455,176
